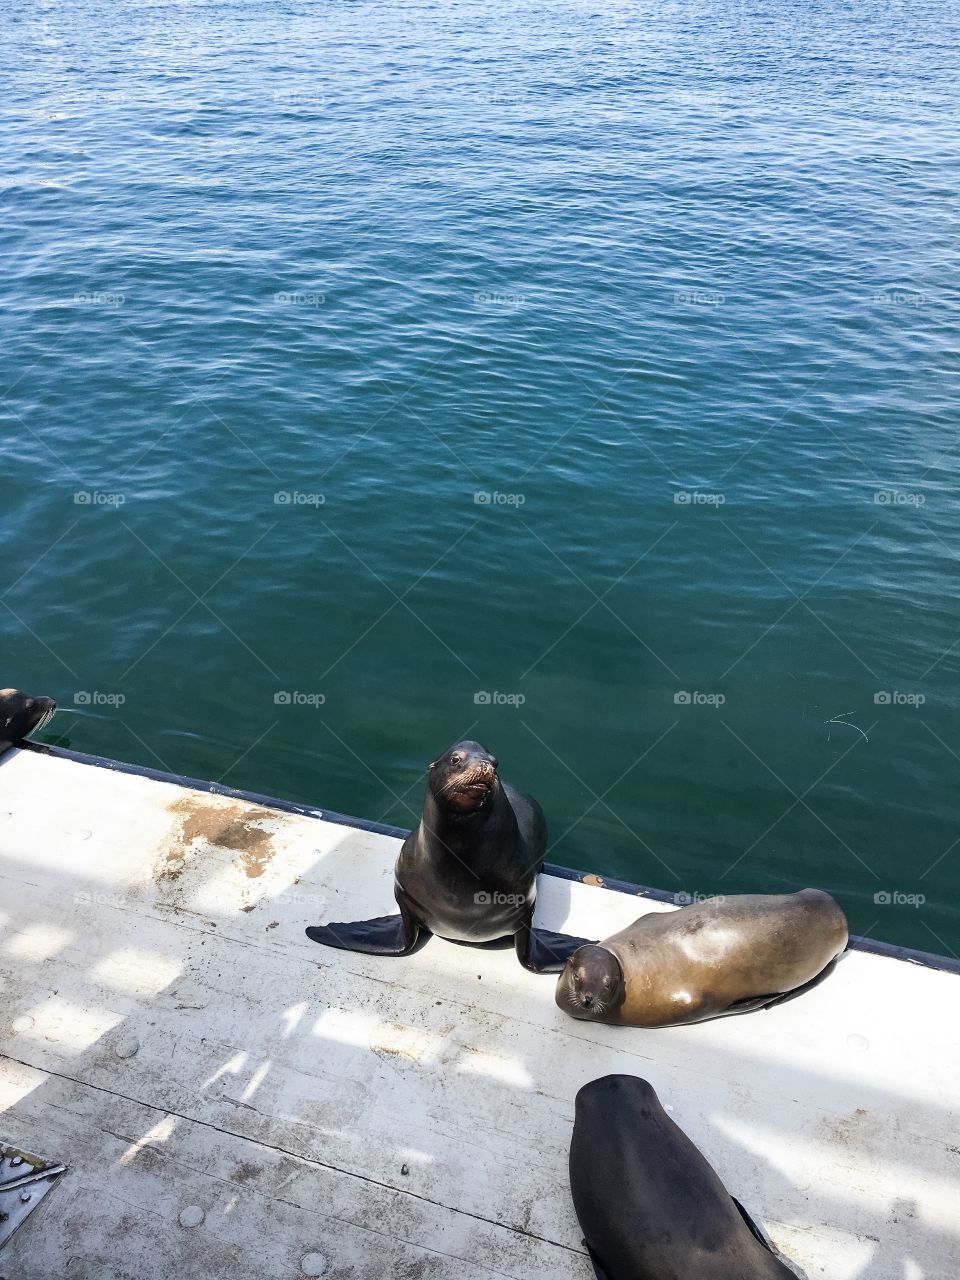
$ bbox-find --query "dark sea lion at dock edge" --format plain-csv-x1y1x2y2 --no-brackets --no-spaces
0,688,56,759
306,740,595,973
570,1075,797,1279
556,890,848,1026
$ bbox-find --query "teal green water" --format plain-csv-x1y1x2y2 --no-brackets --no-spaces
3,1,959,954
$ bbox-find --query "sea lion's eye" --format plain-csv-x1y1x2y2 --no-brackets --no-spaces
451,753,463,766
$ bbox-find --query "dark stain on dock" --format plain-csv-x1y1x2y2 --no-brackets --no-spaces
159,796,278,883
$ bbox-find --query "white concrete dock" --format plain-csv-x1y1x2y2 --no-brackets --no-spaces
1,746,957,1279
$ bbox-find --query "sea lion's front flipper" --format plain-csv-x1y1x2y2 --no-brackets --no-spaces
305,912,422,956
731,1197,774,1252
515,924,596,974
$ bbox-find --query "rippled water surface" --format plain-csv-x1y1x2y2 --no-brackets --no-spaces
3,0,959,952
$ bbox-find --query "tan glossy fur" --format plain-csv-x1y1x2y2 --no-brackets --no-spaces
558,889,848,1027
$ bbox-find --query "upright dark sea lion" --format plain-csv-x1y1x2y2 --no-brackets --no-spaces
305,740,594,973
570,1075,797,1279
556,890,847,1026
0,688,56,759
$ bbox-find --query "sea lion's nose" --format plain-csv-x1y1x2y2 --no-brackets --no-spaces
582,993,594,1008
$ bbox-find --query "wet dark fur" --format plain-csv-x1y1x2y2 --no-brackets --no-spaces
0,689,56,758
306,740,594,972
571,1075,796,1279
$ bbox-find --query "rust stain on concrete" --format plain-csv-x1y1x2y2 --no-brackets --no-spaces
159,796,278,885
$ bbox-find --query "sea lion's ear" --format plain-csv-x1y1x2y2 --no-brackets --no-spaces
428,760,438,770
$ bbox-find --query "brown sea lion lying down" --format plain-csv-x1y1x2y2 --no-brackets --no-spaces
556,889,848,1026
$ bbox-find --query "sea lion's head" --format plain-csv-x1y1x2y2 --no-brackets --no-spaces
556,944,625,1020
428,740,500,816
0,689,57,744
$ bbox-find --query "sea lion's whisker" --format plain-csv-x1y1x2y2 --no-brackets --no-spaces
439,765,492,797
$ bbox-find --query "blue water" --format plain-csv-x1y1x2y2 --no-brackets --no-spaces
2,0,959,954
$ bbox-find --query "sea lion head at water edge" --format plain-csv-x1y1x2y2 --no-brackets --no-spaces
556,944,625,1020
0,688,57,750
427,740,500,816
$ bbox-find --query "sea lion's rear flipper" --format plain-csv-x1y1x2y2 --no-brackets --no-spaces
725,991,783,1015
515,924,596,974
761,957,840,1010
727,962,839,1018
731,1196,775,1252
305,912,423,956
725,958,841,1017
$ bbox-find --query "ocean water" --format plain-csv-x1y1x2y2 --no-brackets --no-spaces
2,0,959,954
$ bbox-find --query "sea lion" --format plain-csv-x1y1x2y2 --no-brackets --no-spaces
570,1075,796,1279
556,890,847,1026
0,688,56,759
305,740,594,973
